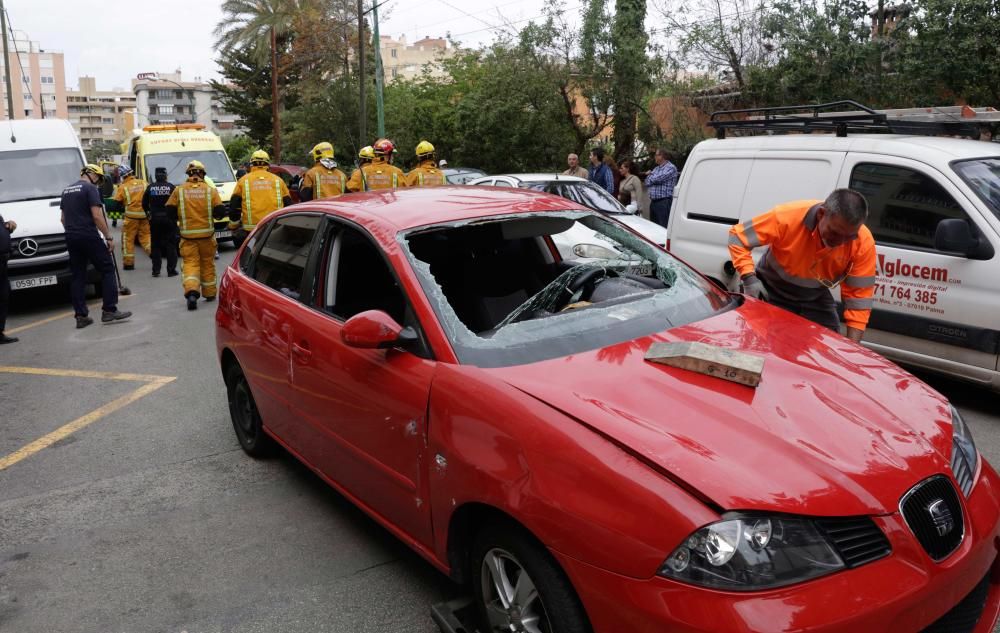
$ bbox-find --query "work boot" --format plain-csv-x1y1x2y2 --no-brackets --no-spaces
102,309,132,324
123,264,134,271
186,294,198,311
76,316,94,329
0,333,18,344
152,270,160,278
204,296,216,302
167,270,178,277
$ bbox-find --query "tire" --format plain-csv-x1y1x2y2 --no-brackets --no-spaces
225,363,275,457
471,521,592,633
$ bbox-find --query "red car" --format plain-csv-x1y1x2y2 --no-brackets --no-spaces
215,186,1000,633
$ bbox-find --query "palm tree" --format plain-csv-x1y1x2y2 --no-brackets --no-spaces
214,0,304,161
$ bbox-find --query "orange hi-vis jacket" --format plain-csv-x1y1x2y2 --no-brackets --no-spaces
302,163,347,199
405,160,447,187
347,158,406,192
114,175,148,219
728,200,878,331
233,166,290,229
166,178,224,239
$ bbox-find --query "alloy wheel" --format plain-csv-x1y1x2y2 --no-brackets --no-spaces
480,547,552,633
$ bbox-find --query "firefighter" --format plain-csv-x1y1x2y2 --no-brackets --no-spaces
405,140,447,187
728,189,877,342
299,142,347,201
142,167,177,278
346,139,406,192
229,150,292,239
165,161,228,310
359,145,375,166
112,165,150,270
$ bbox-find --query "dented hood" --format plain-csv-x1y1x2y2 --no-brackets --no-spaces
490,301,954,516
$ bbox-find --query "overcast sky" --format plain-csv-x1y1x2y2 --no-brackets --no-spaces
3,0,576,92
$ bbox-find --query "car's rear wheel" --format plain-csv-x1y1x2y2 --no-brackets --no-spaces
471,522,592,633
225,363,274,457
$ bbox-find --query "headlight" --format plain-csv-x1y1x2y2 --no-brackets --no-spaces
951,405,978,497
659,515,844,590
572,243,620,259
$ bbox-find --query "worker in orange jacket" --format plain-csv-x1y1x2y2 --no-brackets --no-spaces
165,160,228,310
229,150,291,235
112,165,150,269
347,139,406,192
728,189,877,342
300,142,347,201
405,140,447,187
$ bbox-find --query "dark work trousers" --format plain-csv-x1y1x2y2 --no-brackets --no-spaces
759,276,840,332
150,217,179,275
650,197,673,228
66,234,118,316
0,255,9,333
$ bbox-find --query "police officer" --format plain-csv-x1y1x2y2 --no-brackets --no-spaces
60,164,132,328
165,160,228,310
112,165,150,270
142,167,178,278
405,140,447,187
0,213,17,343
300,142,347,201
347,139,406,192
229,150,291,239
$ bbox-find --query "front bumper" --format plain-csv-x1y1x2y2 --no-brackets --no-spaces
559,464,1000,633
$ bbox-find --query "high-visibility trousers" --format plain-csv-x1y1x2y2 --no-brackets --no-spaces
122,217,151,266
180,237,218,299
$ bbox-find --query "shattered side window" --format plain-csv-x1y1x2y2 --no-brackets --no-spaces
401,211,733,367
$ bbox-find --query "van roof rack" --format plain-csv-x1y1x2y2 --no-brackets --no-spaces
708,100,1000,139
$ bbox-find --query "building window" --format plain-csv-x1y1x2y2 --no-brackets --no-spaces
391,48,397,58
102,117,114,124
39,57,53,68
159,104,174,115
155,89,172,99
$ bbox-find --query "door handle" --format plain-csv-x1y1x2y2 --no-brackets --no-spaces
291,341,312,363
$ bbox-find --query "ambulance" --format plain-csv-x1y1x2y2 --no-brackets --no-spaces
122,124,237,244
667,103,1000,391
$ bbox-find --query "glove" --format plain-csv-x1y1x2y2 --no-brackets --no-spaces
741,274,769,301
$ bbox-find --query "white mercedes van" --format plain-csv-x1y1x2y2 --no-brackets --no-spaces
668,106,1000,391
0,119,91,291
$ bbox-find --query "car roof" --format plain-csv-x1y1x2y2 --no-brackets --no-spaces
696,134,1000,162
292,185,585,233
486,173,589,183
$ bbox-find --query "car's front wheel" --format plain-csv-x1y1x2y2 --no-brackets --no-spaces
471,522,592,633
225,362,274,457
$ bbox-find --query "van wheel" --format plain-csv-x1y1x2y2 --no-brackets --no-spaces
471,522,592,633
225,363,274,457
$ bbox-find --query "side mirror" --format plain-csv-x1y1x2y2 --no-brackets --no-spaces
934,219,995,259
341,310,418,349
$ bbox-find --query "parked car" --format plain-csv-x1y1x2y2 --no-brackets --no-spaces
442,167,486,184
668,103,1000,391
217,186,1000,633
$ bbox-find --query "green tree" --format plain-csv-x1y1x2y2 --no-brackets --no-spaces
85,140,121,164
224,135,257,167
611,0,651,159
211,45,275,147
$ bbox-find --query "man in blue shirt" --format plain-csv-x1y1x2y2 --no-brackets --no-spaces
588,148,614,194
645,149,679,228
60,164,132,328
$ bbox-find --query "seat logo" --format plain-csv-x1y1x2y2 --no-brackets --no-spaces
927,499,955,536
17,238,39,257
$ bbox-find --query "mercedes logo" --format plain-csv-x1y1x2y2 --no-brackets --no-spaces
927,499,955,537
17,238,39,257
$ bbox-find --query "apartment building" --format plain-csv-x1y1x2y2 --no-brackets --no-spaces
379,35,455,83
0,31,67,120
132,71,240,138
65,76,136,147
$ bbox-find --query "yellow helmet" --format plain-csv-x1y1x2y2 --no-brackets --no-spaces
311,142,334,162
415,140,435,158
81,163,105,181
185,160,207,176
359,145,375,160
250,149,270,165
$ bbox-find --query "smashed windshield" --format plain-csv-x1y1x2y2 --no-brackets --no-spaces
401,211,733,367
953,158,1000,221
522,181,627,214
144,150,235,185
0,148,83,203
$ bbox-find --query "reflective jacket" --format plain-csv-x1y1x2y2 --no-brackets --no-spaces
405,160,447,187
165,178,225,239
347,159,406,192
728,200,878,331
113,176,148,219
230,167,291,230
301,164,347,200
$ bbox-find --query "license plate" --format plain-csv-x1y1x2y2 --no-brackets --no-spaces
630,264,653,276
12,275,58,290
215,230,232,238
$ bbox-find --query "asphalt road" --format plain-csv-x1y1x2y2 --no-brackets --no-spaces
1,230,998,633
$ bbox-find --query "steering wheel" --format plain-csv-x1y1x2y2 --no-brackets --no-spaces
565,266,618,304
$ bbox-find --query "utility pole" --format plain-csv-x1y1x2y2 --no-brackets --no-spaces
1,0,15,121
358,0,367,147
372,0,385,138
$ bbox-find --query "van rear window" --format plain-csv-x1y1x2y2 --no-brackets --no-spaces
0,148,82,203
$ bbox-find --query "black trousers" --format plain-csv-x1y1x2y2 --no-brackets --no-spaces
650,197,673,228
760,276,840,332
66,234,118,316
150,217,179,274
0,255,9,333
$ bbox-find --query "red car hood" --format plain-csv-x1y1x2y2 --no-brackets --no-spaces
490,301,954,516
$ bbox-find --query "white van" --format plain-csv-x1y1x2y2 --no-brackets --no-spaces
668,114,1000,391
0,119,94,292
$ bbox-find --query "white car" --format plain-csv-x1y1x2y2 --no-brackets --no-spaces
466,174,667,269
